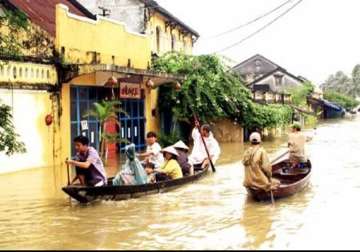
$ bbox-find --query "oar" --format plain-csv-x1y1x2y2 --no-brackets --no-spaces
65,158,70,186
270,190,275,207
271,150,289,165
194,115,216,173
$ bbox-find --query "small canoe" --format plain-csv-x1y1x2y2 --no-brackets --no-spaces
246,159,312,201
62,168,209,204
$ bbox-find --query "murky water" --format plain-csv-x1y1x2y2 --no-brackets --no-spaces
1,117,360,249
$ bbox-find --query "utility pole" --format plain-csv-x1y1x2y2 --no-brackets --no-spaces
98,6,111,17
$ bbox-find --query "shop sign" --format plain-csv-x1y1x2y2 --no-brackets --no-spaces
120,83,141,99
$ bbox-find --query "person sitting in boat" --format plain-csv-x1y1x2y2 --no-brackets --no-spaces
242,132,280,192
189,121,221,170
138,132,164,169
155,146,183,182
113,144,148,186
288,123,312,170
66,136,107,187
173,140,193,176
144,162,156,184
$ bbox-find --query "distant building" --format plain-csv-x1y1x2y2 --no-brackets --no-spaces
233,54,305,104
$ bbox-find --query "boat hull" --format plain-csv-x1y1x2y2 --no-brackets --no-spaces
63,169,209,204
247,160,312,201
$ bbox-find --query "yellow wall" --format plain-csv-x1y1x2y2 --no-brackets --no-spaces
148,13,193,55
145,13,195,133
0,61,57,84
0,15,53,58
55,4,151,69
59,83,71,173
145,87,160,133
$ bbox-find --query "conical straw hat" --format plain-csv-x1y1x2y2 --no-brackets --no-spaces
161,146,179,156
173,140,189,150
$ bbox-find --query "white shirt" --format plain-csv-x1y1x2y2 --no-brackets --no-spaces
146,142,164,168
189,128,221,165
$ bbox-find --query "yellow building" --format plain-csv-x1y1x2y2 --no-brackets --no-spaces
77,0,200,56
1,0,192,180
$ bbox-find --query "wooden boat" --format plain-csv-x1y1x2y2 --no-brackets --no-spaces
246,158,312,201
62,168,209,204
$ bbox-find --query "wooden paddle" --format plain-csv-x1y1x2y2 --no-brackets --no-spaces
65,158,71,186
194,115,216,173
271,150,289,165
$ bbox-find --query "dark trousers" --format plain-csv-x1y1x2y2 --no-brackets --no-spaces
76,167,103,187
155,172,171,182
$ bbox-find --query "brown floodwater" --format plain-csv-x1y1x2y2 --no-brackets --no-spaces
1,117,360,250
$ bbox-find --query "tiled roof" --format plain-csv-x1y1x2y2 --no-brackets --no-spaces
3,0,95,37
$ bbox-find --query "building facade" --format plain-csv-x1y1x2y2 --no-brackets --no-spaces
233,54,304,104
77,0,199,56
0,0,186,176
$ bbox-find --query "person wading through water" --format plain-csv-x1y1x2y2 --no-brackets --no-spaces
242,132,280,192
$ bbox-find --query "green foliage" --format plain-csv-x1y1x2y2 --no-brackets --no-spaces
304,114,318,128
323,91,360,111
289,81,314,107
84,100,128,157
321,64,360,97
158,131,182,148
153,52,293,129
246,104,293,129
0,102,26,156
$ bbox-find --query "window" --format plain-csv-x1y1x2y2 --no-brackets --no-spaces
274,74,284,86
255,60,262,73
156,26,161,53
171,34,176,51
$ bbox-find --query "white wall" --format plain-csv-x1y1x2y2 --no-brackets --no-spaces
0,90,54,174
78,0,145,33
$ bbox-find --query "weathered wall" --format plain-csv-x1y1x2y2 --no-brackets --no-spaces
55,4,151,69
0,61,58,84
148,13,193,55
77,0,194,56
211,119,244,143
253,70,303,93
77,0,145,33
0,4,54,58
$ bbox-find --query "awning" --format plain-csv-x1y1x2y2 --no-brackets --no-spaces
65,64,185,88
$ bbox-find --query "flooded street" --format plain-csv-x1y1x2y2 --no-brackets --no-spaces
1,117,360,250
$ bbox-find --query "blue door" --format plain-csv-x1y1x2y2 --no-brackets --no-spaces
70,86,146,156
119,99,146,152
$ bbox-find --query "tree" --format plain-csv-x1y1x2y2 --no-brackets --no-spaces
152,52,293,131
352,64,360,96
84,100,127,159
321,71,352,96
323,91,359,111
0,102,26,156
289,81,314,108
